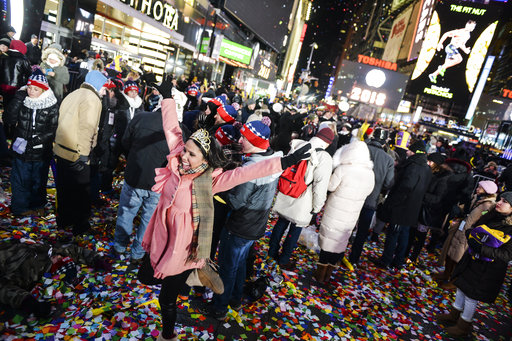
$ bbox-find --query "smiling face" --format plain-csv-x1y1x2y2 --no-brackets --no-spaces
180,139,206,171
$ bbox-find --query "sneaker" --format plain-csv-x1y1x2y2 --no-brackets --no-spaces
229,300,243,312
198,305,227,321
197,263,224,294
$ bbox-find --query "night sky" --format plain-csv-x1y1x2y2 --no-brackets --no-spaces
295,0,362,94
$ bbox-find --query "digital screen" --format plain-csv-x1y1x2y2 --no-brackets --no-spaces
334,60,409,110
407,0,503,107
224,0,294,50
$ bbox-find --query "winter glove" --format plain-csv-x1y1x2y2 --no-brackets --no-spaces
21,295,52,318
280,143,311,169
467,236,482,254
310,212,319,227
155,76,173,99
94,257,112,272
69,155,89,172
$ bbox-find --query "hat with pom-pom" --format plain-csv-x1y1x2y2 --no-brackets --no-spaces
240,120,270,150
123,80,139,94
27,69,49,90
215,124,241,146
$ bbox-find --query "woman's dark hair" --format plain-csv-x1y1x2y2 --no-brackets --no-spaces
191,136,230,169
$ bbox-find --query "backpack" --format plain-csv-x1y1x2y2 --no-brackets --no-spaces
278,160,308,198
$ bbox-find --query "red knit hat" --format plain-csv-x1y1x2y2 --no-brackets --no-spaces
216,104,237,124
27,69,49,91
240,121,270,150
315,128,335,145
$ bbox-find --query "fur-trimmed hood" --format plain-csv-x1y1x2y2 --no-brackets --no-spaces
20,86,58,109
41,47,65,67
92,59,104,71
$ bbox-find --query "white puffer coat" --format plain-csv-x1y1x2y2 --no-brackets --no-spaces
319,141,375,253
272,137,333,227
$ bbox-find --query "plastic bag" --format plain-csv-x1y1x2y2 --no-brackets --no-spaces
297,225,320,253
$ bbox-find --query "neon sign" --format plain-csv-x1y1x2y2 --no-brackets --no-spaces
357,55,397,71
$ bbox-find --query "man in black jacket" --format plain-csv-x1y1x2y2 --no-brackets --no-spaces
373,140,432,270
25,35,41,65
349,128,394,266
112,109,170,265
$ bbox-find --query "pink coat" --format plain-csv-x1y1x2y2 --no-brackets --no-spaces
142,99,283,278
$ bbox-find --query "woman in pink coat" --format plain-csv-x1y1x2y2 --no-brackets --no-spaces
138,83,310,341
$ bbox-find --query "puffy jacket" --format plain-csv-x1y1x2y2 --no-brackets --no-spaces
0,241,102,309
453,210,512,303
53,83,102,162
0,50,31,91
4,88,58,161
418,165,452,228
272,138,333,227
40,47,69,102
319,141,375,253
363,140,395,209
379,153,432,226
440,195,496,263
226,149,283,240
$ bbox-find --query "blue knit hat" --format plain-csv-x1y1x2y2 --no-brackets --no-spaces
217,104,238,123
240,120,270,150
215,124,241,145
27,69,49,90
85,70,107,92
123,80,139,94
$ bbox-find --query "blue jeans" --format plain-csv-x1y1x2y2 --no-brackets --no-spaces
380,224,410,268
349,206,375,264
213,228,254,313
10,157,49,215
268,216,302,265
114,181,160,259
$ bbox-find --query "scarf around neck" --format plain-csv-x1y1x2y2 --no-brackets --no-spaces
178,162,214,262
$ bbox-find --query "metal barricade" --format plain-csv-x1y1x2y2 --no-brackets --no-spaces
472,174,496,193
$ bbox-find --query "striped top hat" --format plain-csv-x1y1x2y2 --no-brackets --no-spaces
27,69,49,91
240,120,270,150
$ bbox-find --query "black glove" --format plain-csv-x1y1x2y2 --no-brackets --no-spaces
280,143,311,169
467,236,482,254
69,155,89,172
310,212,319,227
154,75,173,99
94,257,112,272
21,295,52,318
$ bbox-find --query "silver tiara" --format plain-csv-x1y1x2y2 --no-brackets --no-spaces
190,129,211,153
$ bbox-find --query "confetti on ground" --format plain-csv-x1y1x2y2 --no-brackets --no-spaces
0,165,511,340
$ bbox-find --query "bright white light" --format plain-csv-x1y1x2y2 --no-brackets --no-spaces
365,69,386,88
10,0,23,39
273,103,283,113
338,101,350,111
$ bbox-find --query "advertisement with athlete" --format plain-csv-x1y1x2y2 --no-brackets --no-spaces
407,0,503,107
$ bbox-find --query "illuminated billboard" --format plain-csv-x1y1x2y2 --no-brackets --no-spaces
407,0,502,106
334,59,409,110
382,6,413,63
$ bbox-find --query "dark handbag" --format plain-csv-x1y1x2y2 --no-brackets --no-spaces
376,202,391,223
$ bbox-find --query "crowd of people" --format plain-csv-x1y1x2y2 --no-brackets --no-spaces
0,31,511,340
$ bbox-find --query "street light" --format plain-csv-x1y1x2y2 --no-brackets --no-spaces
306,42,318,71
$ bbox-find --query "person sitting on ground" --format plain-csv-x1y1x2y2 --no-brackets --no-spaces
0,240,111,318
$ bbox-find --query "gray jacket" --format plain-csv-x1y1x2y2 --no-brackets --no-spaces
364,140,395,209
226,150,283,240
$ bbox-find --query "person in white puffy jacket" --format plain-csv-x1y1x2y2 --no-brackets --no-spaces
268,128,335,269
314,141,375,283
